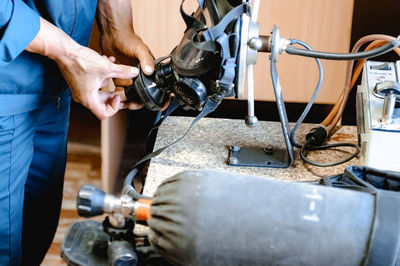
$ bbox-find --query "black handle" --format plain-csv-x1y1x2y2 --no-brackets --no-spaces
76,184,106,217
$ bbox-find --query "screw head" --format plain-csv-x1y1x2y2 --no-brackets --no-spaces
229,157,238,165
230,145,241,152
263,147,275,155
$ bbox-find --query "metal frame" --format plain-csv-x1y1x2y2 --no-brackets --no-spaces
229,25,294,168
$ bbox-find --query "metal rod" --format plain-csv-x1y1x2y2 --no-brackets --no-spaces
381,92,396,124
244,0,260,127
247,64,255,117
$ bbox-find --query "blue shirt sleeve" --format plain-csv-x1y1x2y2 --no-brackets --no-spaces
0,0,40,66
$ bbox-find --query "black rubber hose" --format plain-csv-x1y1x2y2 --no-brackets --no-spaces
123,168,138,187
286,40,398,60
123,168,152,200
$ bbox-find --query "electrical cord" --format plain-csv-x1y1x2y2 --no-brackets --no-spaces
287,39,361,167
300,138,360,167
288,39,323,149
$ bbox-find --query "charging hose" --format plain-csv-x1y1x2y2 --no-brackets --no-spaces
286,37,400,60
123,168,152,200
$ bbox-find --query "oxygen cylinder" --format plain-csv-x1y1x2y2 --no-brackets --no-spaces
141,170,394,266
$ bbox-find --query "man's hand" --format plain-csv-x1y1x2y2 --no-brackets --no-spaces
55,44,140,119
97,0,154,73
26,17,139,119
97,0,155,110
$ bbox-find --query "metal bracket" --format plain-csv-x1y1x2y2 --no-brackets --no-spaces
229,146,291,168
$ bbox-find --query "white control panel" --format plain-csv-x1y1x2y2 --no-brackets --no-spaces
357,60,400,172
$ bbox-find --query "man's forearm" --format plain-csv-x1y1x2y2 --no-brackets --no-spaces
25,17,79,62
96,0,134,36
95,0,154,74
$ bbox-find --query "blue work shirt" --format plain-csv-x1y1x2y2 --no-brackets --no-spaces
0,0,97,115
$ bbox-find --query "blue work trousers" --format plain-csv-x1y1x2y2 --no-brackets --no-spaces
0,89,71,266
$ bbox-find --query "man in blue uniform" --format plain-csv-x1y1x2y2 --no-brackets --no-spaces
0,0,154,265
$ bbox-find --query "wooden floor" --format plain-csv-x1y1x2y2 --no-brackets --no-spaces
41,142,104,266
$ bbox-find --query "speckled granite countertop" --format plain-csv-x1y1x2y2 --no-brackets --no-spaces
143,116,359,196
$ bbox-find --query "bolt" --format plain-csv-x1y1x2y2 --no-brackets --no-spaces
229,157,238,165
245,116,258,128
248,37,263,50
230,145,241,152
263,147,275,155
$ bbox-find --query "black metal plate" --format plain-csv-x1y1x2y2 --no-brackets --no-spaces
229,146,290,168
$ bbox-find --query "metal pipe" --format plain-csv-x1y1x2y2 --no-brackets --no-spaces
245,64,258,127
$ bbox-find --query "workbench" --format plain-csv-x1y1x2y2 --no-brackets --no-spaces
143,116,359,196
